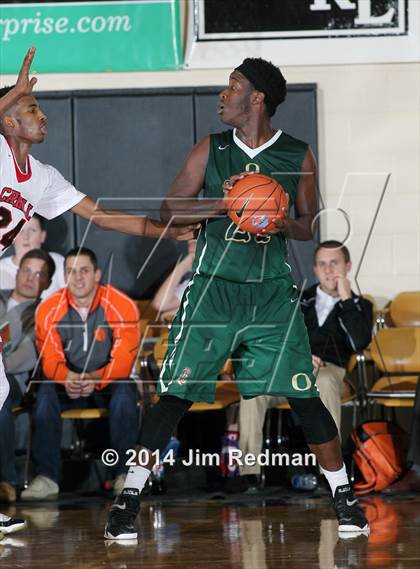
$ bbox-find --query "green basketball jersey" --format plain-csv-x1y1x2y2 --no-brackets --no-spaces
193,129,309,282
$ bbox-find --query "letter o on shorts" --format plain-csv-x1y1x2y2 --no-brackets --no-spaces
291,373,312,392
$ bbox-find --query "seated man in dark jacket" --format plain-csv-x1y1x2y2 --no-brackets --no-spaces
300,240,373,428
239,240,373,483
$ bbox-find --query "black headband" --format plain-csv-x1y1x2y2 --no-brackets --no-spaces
235,58,287,115
235,60,277,113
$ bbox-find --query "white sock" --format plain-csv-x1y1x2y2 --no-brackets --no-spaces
123,466,151,494
320,464,349,496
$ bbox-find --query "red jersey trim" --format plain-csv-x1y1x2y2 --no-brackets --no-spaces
6,139,32,183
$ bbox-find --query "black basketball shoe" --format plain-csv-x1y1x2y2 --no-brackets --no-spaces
333,484,369,533
0,513,26,534
104,488,140,540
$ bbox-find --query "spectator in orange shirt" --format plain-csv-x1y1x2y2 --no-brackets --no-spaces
22,247,140,501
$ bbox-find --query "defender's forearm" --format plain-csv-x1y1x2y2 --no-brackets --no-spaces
160,197,226,225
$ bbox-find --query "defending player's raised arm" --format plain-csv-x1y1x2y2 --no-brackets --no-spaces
0,47,37,116
71,196,196,241
270,147,317,241
160,136,227,224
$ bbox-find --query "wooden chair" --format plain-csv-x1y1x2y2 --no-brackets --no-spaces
367,327,420,415
389,291,420,327
368,376,418,408
61,408,109,421
375,291,420,329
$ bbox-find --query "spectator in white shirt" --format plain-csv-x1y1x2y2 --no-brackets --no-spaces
0,214,65,298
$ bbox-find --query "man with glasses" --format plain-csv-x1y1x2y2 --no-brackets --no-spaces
0,249,54,509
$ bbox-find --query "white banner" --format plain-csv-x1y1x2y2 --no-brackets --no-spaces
185,0,420,68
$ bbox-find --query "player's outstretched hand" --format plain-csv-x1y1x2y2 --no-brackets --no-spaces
148,219,199,240
15,47,38,96
166,224,199,241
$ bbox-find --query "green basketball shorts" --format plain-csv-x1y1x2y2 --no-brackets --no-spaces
157,274,318,402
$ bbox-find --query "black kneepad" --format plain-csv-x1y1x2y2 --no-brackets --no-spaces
139,395,193,451
287,396,338,444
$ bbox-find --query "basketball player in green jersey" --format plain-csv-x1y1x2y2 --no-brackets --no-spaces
105,58,369,540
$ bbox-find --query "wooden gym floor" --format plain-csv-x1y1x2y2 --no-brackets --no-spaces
1,490,419,568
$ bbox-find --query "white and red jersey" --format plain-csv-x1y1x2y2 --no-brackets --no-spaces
0,134,85,256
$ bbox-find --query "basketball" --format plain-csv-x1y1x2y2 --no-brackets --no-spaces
227,174,289,234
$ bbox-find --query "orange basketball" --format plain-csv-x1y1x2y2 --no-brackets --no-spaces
227,174,289,234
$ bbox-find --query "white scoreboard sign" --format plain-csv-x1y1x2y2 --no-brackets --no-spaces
185,0,419,67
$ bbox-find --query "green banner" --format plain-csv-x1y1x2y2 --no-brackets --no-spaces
0,0,182,73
